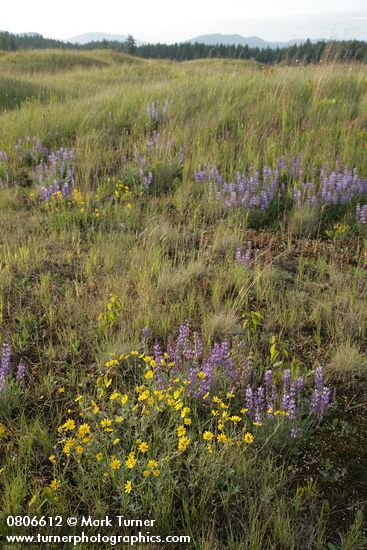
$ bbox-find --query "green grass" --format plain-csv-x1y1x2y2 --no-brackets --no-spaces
0,49,367,549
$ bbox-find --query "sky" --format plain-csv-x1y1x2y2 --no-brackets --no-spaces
2,0,367,43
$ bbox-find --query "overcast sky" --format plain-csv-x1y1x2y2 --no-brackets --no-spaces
3,0,367,43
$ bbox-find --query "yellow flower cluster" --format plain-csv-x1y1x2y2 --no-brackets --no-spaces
106,177,132,209
72,188,85,213
51,348,293,498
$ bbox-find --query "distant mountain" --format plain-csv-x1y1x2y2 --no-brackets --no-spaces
66,32,142,45
187,33,315,49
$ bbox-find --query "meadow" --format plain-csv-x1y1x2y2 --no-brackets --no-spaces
0,49,367,549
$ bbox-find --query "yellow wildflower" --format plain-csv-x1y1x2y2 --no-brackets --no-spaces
77,423,90,438
143,470,151,477
125,452,136,469
177,426,186,437
139,442,149,453
148,460,158,469
124,480,132,494
49,455,56,463
111,458,121,470
203,431,214,441
152,469,161,477
96,452,103,461
138,390,150,402
180,407,191,418
217,433,228,443
62,419,76,432
244,433,254,444
50,479,61,491
178,437,190,452
101,419,113,430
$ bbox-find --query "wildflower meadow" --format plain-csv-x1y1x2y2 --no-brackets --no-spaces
0,49,367,548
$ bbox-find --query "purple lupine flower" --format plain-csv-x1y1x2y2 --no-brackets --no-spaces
320,386,332,414
310,364,332,416
153,342,165,390
188,365,198,390
167,337,178,365
264,369,272,388
176,324,190,351
288,397,296,422
253,407,262,424
183,340,195,362
1,343,11,376
356,203,367,224
16,359,26,382
255,386,265,412
193,332,203,362
141,327,151,340
245,385,254,416
35,146,75,200
295,377,305,393
282,391,290,412
283,369,291,392
315,366,324,389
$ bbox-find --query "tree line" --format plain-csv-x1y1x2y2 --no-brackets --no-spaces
1,31,367,64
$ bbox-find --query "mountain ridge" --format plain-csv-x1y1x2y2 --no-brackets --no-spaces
187,33,319,49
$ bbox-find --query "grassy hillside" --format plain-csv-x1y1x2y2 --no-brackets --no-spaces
0,50,366,548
